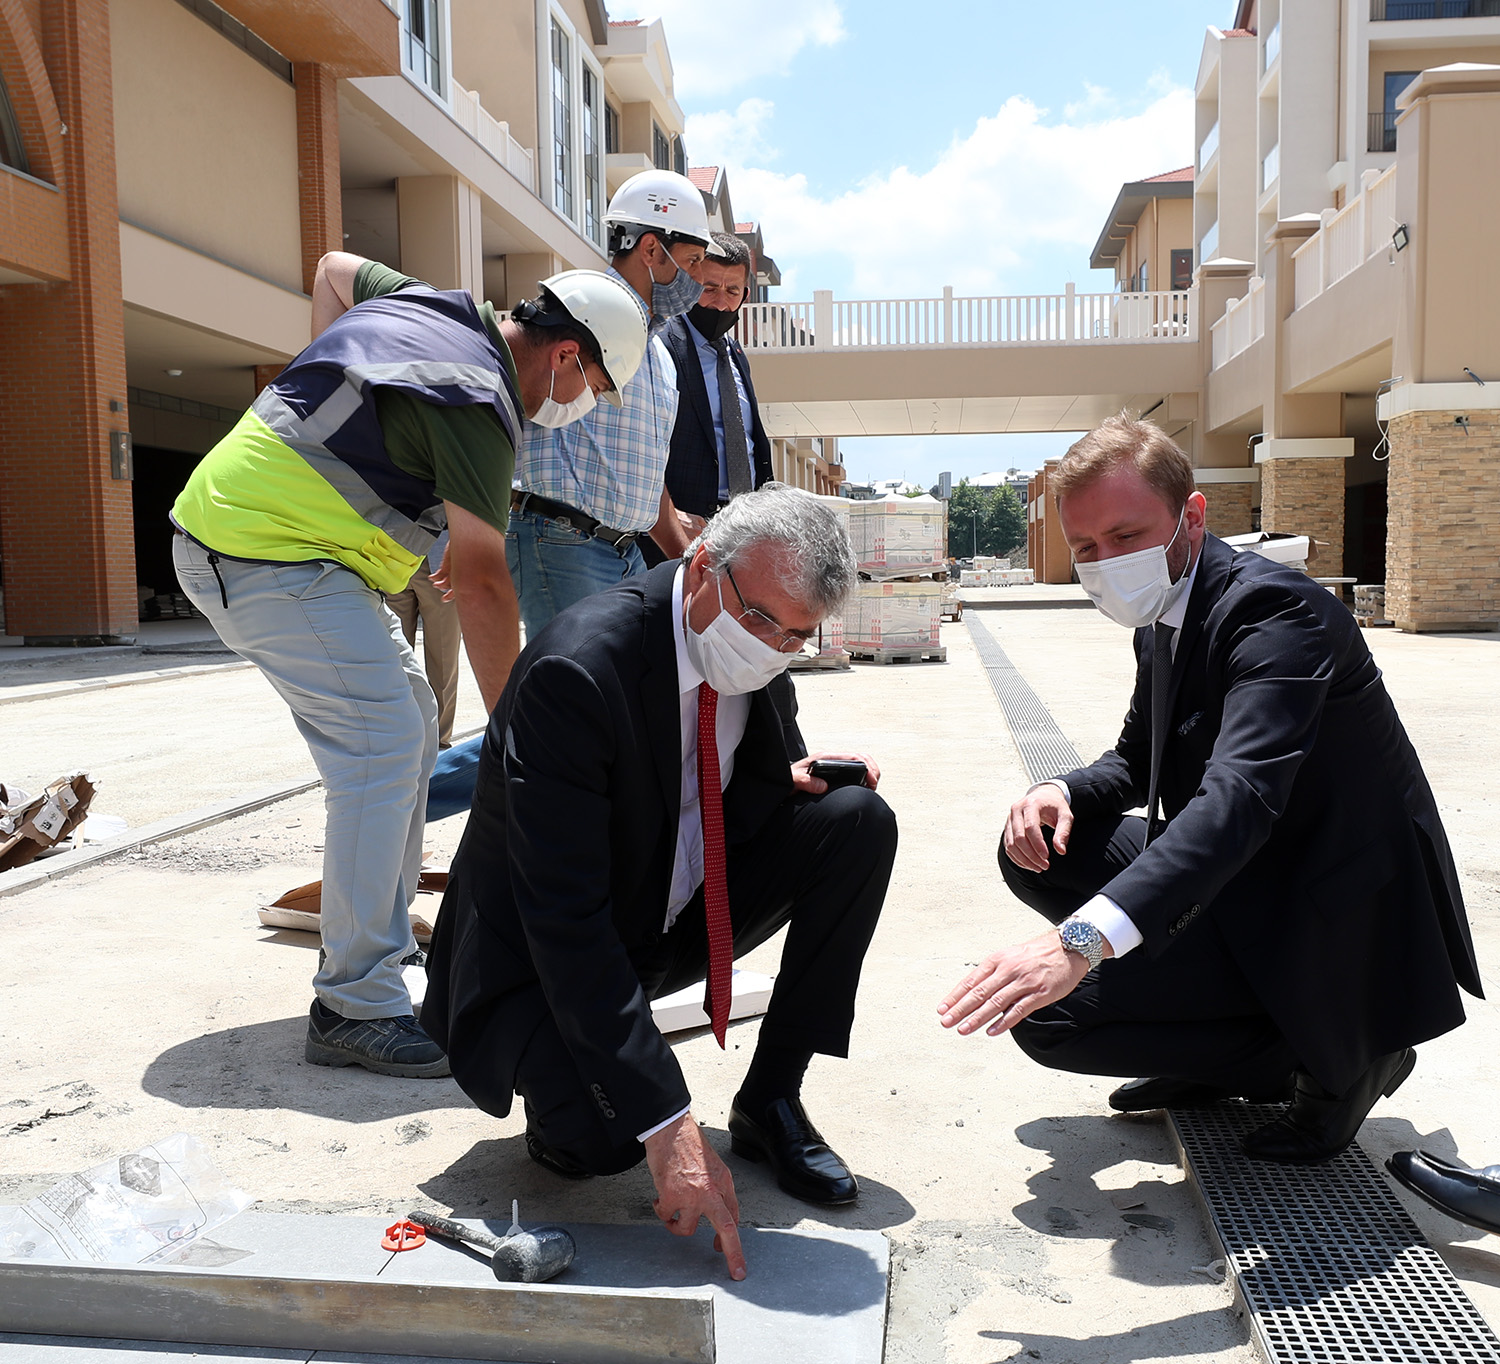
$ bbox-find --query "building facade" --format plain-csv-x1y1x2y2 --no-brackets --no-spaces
0,0,795,641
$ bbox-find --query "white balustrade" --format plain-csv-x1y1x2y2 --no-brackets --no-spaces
1290,164,1397,310
1210,276,1266,370
737,287,1196,352
451,86,536,193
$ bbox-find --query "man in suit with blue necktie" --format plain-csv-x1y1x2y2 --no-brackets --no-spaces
643,233,773,566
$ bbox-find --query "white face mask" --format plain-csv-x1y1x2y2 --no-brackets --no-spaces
683,574,795,695
530,355,596,429
1074,506,1192,629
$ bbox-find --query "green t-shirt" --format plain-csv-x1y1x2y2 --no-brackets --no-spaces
355,261,517,534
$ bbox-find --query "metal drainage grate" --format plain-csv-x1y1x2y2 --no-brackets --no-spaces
1172,1105,1500,1364
965,615,1082,782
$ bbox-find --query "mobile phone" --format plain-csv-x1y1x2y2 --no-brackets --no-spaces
809,759,868,789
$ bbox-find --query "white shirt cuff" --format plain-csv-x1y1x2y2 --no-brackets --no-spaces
1030,778,1071,804
637,1104,692,1144
1071,893,1143,957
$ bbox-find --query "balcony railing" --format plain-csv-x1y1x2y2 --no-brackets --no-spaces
1261,142,1280,192
1372,0,1500,16
1263,22,1281,71
1368,110,1403,152
1199,119,1220,169
1291,164,1398,308
1200,219,1220,262
450,85,535,193
736,285,1196,353
1210,275,1266,369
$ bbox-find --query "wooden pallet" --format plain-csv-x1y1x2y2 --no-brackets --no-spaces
1354,614,1395,628
788,650,852,672
846,644,948,665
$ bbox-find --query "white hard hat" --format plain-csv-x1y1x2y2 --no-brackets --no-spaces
603,169,712,253
529,269,648,407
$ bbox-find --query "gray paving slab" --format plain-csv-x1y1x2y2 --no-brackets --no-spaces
0,1212,884,1364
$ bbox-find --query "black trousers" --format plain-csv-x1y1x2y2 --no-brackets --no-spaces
515,784,897,1175
1002,813,1297,1094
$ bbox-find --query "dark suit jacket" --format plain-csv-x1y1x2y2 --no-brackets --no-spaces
661,317,773,519
1059,533,1481,1092
423,562,805,1140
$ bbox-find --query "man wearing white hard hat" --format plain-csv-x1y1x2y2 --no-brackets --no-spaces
172,251,645,1079
509,168,719,635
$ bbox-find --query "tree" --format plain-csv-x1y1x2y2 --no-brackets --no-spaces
947,479,988,558
986,487,1028,561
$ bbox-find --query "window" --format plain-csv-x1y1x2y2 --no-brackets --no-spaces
1171,249,1194,292
605,102,620,155
550,18,573,218
0,72,28,176
404,0,444,98
582,65,604,247
672,135,686,177
652,123,670,171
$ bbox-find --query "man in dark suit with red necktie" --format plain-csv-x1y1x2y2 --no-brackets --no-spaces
424,484,897,1280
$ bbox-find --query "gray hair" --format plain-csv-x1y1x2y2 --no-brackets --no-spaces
686,483,857,616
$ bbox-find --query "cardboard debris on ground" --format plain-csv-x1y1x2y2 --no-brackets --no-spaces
257,866,448,944
0,773,95,873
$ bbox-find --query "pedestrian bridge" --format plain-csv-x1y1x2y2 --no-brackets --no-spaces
735,286,1204,439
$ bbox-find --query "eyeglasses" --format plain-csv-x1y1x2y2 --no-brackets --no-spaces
720,564,816,653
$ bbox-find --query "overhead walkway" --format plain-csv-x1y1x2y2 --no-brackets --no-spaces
736,285,1203,438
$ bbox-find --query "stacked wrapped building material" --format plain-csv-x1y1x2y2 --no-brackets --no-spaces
844,497,947,657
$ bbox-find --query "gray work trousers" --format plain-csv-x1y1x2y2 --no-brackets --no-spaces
173,536,437,1017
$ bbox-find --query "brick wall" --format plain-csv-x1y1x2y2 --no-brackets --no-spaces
1260,457,1345,576
1203,483,1254,539
294,60,341,296
1385,410,1500,631
0,0,134,642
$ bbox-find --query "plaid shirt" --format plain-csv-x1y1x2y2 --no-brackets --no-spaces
515,269,679,533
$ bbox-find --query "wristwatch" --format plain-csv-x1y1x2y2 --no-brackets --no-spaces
1058,916,1105,972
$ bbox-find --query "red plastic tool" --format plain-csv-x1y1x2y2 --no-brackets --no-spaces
382,1219,427,1252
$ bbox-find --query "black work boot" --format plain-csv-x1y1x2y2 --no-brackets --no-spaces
304,1000,450,1078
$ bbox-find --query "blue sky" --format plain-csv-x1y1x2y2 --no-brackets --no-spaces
610,0,1232,487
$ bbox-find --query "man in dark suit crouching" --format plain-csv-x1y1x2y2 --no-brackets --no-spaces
940,414,1480,1165
424,484,896,1279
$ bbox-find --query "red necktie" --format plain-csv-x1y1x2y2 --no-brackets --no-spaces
697,681,733,1047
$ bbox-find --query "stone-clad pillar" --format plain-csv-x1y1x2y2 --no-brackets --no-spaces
294,61,342,297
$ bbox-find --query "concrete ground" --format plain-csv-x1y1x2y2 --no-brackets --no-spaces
2,597,1498,1363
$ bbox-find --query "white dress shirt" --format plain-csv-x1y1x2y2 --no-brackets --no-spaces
640,566,752,1143
688,320,756,500
1043,548,1204,958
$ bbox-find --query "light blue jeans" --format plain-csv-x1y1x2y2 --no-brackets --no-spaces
173,537,437,1017
506,506,646,643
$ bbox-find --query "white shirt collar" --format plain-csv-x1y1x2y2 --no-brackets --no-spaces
1159,541,1204,633
671,564,703,696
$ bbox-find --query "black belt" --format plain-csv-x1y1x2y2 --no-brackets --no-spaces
511,490,639,552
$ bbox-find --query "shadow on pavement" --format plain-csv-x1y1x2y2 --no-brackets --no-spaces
979,1307,1249,1360
142,1015,472,1120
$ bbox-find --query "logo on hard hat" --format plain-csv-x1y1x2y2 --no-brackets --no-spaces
645,194,678,213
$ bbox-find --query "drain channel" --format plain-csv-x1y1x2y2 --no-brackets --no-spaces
965,615,1082,781
966,613,1500,1363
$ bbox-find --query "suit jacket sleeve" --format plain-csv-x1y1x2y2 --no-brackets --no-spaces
501,652,690,1135
1087,584,1335,953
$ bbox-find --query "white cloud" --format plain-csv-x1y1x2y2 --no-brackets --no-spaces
689,87,1196,299
607,1,845,100
684,99,777,169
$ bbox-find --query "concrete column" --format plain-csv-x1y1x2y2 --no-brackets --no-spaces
501,252,560,310
0,0,134,642
1385,409,1500,631
293,61,341,297
1382,66,1500,631
397,175,484,297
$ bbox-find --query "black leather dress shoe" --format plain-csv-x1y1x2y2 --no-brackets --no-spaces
1387,1149,1500,1235
1109,1077,1237,1112
1109,1074,1294,1112
728,1096,859,1206
1241,1048,1416,1165
525,1127,593,1181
